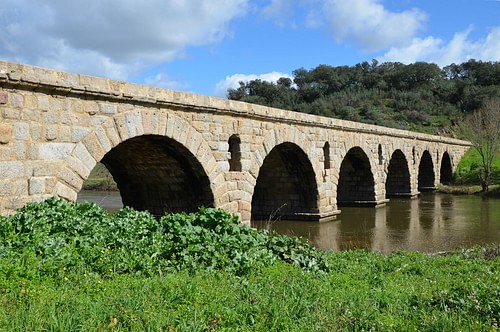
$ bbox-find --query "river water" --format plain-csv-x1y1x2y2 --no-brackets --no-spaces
77,191,500,253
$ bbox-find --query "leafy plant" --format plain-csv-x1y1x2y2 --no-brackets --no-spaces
0,198,328,281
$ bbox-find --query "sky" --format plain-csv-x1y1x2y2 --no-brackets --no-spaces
1,0,499,97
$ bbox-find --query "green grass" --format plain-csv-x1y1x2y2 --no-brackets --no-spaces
454,148,500,185
0,199,499,331
83,162,117,191
1,252,499,331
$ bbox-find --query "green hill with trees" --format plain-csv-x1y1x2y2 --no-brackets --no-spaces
227,59,500,135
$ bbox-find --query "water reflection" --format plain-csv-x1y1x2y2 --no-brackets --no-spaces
253,193,500,253
77,190,123,212
77,190,500,253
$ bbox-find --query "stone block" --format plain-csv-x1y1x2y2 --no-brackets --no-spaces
39,143,74,160
99,103,117,115
72,126,90,142
82,133,105,161
0,180,10,195
67,155,91,179
140,109,157,134
45,125,58,140
13,142,27,160
186,128,202,154
43,111,60,124
94,126,112,153
29,177,46,195
102,121,120,147
13,122,29,140
30,160,63,176
0,161,24,177
173,118,189,145
73,143,97,171
54,182,77,201
60,167,84,190
30,123,42,141
157,111,168,135
0,147,11,160
10,93,24,108
0,91,7,104
0,123,13,144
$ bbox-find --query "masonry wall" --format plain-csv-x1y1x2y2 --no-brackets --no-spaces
0,61,471,223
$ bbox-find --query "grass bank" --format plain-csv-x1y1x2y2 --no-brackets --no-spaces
436,184,500,196
435,148,500,196
82,162,117,191
1,250,499,331
453,149,500,186
1,199,499,331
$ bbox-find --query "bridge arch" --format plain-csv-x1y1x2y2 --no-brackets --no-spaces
251,142,319,220
57,111,220,216
440,151,453,185
418,150,435,192
249,126,330,221
337,146,376,206
385,149,411,198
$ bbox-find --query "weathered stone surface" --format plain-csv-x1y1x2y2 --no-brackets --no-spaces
29,177,46,195
0,123,12,144
0,60,471,224
13,122,29,140
0,91,7,104
39,143,74,160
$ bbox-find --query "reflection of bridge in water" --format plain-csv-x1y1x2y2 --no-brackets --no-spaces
253,194,500,253
1,61,470,223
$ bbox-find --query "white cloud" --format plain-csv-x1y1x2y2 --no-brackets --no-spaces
0,0,248,80
262,0,294,21
380,27,500,66
322,0,426,51
143,72,188,91
214,72,293,97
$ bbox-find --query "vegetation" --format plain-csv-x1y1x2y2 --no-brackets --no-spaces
0,198,327,278
454,146,500,186
1,199,499,330
458,98,500,191
227,59,500,135
82,162,117,191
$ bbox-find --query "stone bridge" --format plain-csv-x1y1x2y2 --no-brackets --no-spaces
0,60,470,224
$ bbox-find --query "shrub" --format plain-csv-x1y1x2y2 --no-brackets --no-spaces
0,198,328,281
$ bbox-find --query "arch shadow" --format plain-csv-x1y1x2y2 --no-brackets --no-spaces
102,134,214,216
337,147,376,206
440,151,453,185
418,150,435,192
386,149,411,198
251,142,319,221
61,112,218,217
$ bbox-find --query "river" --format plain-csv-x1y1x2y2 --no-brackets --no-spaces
77,191,500,253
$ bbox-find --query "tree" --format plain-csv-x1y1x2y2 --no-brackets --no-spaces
459,98,500,192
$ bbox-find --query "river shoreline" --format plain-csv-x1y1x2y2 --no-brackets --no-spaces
436,184,500,196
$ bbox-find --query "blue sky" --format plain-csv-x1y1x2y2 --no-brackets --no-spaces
1,0,499,97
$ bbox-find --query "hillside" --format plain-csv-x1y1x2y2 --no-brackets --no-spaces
227,60,500,135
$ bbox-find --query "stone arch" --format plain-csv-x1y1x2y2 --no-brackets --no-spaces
251,142,319,221
56,110,220,216
440,151,453,185
250,126,317,183
385,149,411,197
337,146,376,206
418,150,435,192
249,126,328,221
